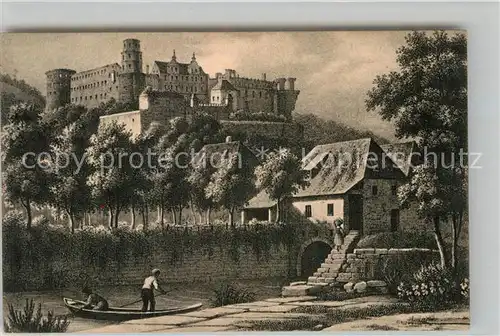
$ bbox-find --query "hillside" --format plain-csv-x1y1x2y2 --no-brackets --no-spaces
1,73,45,125
293,112,389,147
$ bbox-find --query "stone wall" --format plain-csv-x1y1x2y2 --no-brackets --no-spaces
362,178,399,235
335,248,439,283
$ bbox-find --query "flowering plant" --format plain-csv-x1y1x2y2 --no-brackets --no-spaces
397,263,458,306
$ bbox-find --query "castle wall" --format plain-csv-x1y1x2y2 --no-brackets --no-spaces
70,64,121,108
99,110,142,138
220,120,304,140
139,90,191,128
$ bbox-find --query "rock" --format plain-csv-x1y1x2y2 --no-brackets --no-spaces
290,281,307,286
344,282,354,293
354,281,367,293
313,324,324,330
367,280,387,287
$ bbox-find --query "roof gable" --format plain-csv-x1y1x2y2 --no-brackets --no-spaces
380,141,418,176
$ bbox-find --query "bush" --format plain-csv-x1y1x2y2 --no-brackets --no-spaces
210,282,256,307
3,299,70,332
376,252,437,294
357,231,437,249
229,110,286,122
3,213,299,291
397,263,460,308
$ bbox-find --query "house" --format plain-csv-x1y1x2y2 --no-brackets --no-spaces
243,138,421,235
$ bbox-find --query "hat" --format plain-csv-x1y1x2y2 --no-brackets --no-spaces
152,269,160,275
82,286,91,294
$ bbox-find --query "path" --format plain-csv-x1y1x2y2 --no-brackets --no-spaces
81,295,469,333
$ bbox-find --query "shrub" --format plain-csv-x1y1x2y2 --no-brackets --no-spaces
460,278,469,300
376,252,437,294
3,299,70,332
357,231,437,249
229,110,286,122
397,263,459,308
210,282,256,307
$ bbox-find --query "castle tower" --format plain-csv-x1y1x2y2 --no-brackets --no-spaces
118,38,146,104
121,38,143,73
275,77,300,120
45,68,76,111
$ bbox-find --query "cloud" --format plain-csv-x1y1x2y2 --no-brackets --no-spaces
1,31,417,140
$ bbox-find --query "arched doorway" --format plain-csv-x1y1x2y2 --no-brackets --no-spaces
299,241,332,278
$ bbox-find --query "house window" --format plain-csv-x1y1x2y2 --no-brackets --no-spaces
327,204,334,216
305,205,312,218
391,185,397,196
372,185,378,196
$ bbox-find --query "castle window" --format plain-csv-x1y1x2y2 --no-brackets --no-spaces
372,185,378,196
305,205,312,218
391,185,397,196
259,91,262,98
327,204,334,216
252,91,256,98
212,96,215,102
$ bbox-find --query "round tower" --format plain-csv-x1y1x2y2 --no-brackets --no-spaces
45,68,76,111
121,38,143,73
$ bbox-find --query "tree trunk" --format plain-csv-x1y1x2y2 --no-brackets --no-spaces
206,207,211,225
178,206,183,226
108,207,114,229
131,206,136,229
67,210,75,234
190,199,197,225
229,206,235,227
275,198,281,223
114,208,121,228
157,205,162,223
144,204,149,230
199,212,203,225
171,207,177,225
160,206,164,227
24,199,32,230
433,216,447,269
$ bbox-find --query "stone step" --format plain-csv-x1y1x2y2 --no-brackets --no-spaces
323,277,337,283
321,262,343,268
282,284,325,297
321,272,339,277
307,276,318,283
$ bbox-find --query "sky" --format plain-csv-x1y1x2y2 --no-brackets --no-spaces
1,31,417,140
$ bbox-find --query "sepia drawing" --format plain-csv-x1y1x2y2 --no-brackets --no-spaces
1,31,468,332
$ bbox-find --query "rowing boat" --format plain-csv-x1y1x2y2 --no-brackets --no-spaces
63,298,202,321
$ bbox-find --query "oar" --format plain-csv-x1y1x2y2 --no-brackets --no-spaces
118,290,172,308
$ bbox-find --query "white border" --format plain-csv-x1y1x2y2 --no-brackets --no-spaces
1,1,499,336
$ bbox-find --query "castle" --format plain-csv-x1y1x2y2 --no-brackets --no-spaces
45,38,300,120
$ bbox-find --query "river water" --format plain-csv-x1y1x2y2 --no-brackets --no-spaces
2,280,284,332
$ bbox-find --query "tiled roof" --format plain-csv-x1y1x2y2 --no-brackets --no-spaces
154,61,189,75
211,80,237,91
245,138,402,209
380,141,417,176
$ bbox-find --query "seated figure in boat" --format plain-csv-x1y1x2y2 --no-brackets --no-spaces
82,287,109,311
141,268,167,312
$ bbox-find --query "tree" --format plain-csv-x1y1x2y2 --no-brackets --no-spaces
254,148,309,223
86,122,137,228
366,30,467,270
2,103,51,229
49,119,93,233
188,159,215,225
206,152,255,227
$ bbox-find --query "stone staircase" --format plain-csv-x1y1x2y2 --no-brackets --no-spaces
282,230,360,297
307,230,360,285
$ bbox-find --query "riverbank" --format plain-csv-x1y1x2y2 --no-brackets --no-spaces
82,295,469,333
2,279,284,332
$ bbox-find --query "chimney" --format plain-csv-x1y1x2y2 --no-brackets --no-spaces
261,73,267,81
216,72,222,79
146,65,150,74
225,136,232,143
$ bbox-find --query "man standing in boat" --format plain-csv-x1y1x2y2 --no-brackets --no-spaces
81,287,109,311
141,269,167,312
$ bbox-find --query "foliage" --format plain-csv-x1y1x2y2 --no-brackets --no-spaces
366,30,468,270
206,152,255,226
209,282,256,307
293,113,388,151
86,122,137,228
97,97,139,115
230,110,287,122
3,299,70,333
376,253,438,294
2,103,52,229
357,231,437,249
397,263,462,307
254,148,309,222
2,211,299,291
